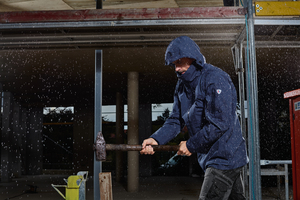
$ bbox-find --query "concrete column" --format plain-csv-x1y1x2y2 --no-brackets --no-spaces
116,91,124,182
26,108,43,175
1,92,14,182
73,105,94,172
139,104,152,177
127,71,139,192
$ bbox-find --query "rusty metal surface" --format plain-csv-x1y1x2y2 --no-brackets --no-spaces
0,7,243,23
93,132,106,161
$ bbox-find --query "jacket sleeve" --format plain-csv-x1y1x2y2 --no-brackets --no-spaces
150,84,184,145
186,73,233,153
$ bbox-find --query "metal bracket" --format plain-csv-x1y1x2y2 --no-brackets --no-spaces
235,68,245,74
237,8,247,15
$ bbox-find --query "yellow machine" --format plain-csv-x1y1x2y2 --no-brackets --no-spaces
52,171,88,200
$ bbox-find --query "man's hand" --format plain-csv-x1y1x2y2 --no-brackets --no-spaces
140,138,158,155
177,141,192,156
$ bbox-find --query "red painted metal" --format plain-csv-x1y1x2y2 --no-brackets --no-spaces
0,7,243,23
284,88,300,200
284,88,300,99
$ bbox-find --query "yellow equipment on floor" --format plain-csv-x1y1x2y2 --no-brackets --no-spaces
51,175,83,200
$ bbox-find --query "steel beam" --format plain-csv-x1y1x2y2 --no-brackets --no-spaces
0,18,245,30
1,18,299,30
254,18,300,25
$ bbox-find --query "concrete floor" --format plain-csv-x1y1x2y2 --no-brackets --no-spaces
0,174,294,200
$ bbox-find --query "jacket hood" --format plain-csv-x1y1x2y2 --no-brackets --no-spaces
165,36,206,68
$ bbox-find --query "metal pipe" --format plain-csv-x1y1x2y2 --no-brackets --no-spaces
245,0,262,199
127,71,139,193
94,50,103,200
106,144,179,152
0,19,246,30
238,42,248,200
285,164,289,200
260,160,292,165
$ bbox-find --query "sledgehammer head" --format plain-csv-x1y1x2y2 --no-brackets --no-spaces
93,131,106,161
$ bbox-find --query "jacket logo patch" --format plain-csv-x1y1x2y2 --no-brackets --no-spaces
216,89,222,94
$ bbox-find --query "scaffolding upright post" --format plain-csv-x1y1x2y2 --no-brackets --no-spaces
94,50,103,200
245,0,262,199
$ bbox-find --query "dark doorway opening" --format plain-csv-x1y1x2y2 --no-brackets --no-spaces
43,107,74,170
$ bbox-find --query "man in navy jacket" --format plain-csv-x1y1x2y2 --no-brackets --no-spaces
140,36,248,199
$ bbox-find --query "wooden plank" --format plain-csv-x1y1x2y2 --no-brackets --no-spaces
99,172,113,200
255,1,300,16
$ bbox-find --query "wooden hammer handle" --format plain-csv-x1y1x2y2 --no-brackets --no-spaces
105,144,179,152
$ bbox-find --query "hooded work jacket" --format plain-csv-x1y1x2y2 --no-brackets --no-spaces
151,36,248,171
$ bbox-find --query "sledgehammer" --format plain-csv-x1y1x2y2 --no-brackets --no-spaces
93,131,179,161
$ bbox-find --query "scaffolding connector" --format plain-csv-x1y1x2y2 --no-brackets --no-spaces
235,68,245,74
237,8,247,15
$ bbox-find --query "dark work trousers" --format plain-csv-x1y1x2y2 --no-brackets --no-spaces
199,167,246,200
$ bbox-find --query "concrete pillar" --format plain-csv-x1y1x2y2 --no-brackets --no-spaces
1,92,14,182
26,108,43,175
73,105,94,172
127,71,139,192
139,104,152,177
115,91,124,182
